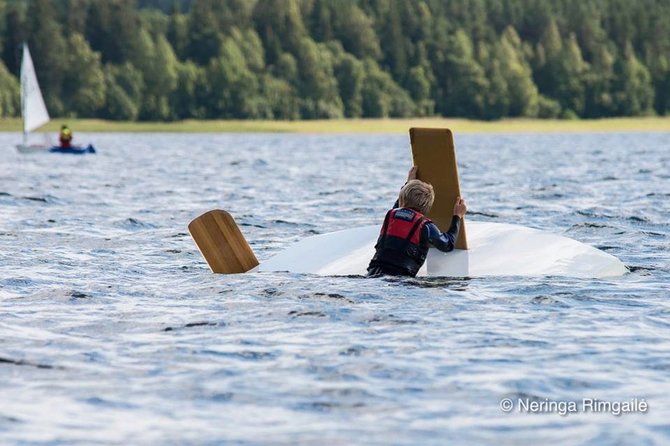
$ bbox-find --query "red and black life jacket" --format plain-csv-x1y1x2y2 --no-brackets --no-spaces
368,208,431,277
59,128,73,147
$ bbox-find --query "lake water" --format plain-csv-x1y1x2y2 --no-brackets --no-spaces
0,131,668,445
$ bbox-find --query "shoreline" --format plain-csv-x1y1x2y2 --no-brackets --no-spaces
1,117,669,133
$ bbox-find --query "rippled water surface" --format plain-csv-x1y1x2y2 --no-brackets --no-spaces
1,131,669,445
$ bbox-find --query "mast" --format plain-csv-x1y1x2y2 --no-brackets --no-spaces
21,42,26,147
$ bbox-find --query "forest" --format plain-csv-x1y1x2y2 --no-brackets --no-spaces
0,0,668,121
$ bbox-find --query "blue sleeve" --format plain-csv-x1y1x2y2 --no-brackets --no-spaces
424,216,461,252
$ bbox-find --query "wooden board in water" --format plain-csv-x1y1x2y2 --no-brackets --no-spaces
409,128,467,249
188,209,259,274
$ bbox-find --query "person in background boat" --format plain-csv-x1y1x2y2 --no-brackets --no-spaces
59,124,73,148
367,166,467,277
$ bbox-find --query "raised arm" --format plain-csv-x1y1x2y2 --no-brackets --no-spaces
425,197,467,252
425,217,460,252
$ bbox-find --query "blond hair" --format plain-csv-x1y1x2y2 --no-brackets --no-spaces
398,179,434,214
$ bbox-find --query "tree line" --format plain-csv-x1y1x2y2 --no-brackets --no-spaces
0,0,668,121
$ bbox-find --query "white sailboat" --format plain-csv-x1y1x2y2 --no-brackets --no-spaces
15,43,95,154
256,222,628,278
16,43,51,153
189,210,628,279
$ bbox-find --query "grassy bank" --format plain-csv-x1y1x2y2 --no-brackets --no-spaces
1,116,669,133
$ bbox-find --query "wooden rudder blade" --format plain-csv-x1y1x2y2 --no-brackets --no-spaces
409,128,468,250
188,209,259,274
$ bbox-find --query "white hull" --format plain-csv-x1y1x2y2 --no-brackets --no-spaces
257,221,627,278
16,144,50,154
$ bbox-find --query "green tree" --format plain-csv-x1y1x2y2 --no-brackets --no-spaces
644,23,670,115
612,41,655,115
167,9,188,59
534,22,590,117
260,73,299,119
102,63,143,120
85,1,112,59
1,7,23,76
170,60,207,119
334,52,365,118
440,30,488,118
649,53,670,115
140,8,170,35
406,65,434,116
556,33,588,116
308,0,334,42
56,0,88,35
134,32,178,119
61,33,106,117
212,0,255,32
186,0,223,65
86,0,144,65
294,38,343,118
26,0,67,115
2,0,668,121
496,26,539,117
332,2,381,60
379,0,408,80
533,18,562,101
478,41,510,119
0,59,19,117
205,37,264,118
583,43,616,117
362,59,414,118
230,28,265,73
276,51,298,83
253,0,307,66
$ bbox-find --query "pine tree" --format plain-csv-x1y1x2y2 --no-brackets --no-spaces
170,60,207,119
334,52,365,118
186,0,222,65
253,0,307,66
557,33,588,116
613,41,655,115
0,59,19,117
167,9,188,60
441,30,488,118
1,7,23,76
102,63,143,120
496,26,539,117
26,0,67,115
61,33,105,117
294,37,343,118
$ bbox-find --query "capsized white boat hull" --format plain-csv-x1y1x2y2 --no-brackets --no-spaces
257,221,627,278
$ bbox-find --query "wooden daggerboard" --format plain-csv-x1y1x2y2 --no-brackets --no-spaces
188,209,259,274
409,128,467,249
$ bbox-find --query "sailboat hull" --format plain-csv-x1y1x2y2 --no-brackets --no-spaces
256,222,628,278
16,144,96,155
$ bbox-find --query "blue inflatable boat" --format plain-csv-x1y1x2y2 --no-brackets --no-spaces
48,144,96,154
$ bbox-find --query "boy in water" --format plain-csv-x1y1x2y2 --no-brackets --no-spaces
367,167,467,277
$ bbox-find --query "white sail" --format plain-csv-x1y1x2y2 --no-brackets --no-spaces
21,43,50,134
